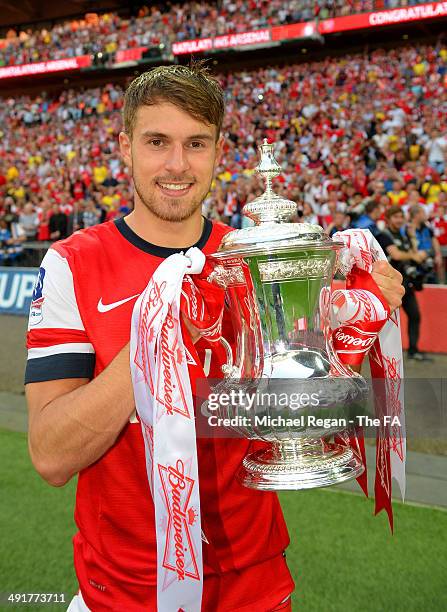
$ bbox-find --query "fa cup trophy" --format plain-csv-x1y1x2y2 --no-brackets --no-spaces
208,140,367,490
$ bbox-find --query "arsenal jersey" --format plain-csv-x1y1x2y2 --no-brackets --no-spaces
26,217,292,611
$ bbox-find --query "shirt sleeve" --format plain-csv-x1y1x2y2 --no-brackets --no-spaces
376,231,394,255
25,247,95,384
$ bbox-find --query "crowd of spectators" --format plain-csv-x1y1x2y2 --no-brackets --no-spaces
0,1,432,67
0,42,446,284
0,83,131,263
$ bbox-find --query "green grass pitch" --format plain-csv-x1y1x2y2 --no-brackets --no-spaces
1,428,446,611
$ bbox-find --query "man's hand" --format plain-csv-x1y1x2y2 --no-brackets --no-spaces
413,250,427,263
371,260,405,312
406,221,416,237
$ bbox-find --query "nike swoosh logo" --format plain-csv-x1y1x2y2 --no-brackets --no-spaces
97,294,140,313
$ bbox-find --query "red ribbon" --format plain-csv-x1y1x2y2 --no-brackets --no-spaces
333,265,395,529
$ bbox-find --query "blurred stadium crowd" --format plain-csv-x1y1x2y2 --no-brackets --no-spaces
0,40,446,280
0,0,432,67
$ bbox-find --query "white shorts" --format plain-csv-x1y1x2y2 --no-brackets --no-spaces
66,592,90,612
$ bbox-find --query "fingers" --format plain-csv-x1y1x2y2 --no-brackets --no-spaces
371,260,405,312
372,260,402,282
373,275,405,312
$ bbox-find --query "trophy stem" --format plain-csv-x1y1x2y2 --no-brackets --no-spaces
264,176,273,197
274,438,324,461
238,438,364,491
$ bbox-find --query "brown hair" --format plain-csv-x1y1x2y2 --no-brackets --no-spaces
408,204,423,220
123,62,225,140
385,205,404,220
364,199,381,215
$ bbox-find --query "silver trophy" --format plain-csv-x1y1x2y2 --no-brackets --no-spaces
208,140,366,490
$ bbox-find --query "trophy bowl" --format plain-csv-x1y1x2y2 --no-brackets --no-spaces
206,140,366,490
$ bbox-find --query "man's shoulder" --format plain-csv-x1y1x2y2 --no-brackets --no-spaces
376,228,395,249
211,219,234,237
204,219,233,253
353,214,373,229
420,223,434,237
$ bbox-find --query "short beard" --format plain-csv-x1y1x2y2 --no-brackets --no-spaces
133,175,206,223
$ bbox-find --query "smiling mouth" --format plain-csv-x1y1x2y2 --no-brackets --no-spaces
156,182,194,197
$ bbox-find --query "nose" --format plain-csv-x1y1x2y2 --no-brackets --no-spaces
164,143,190,175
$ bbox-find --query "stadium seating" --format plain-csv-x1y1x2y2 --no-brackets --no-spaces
0,1,432,67
1,42,446,231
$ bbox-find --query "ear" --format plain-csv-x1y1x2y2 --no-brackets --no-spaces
119,131,132,170
215,134,224,165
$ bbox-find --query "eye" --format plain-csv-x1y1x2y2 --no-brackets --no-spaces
149,139,163,147
189,141,205,149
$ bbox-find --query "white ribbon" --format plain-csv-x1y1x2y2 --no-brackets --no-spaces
130,247,205,612
333,229,406,501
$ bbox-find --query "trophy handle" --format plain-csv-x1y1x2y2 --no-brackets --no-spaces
220,336,240,378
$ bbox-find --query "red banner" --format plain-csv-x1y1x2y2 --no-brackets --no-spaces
271,21,317,41
0,55,91,80
320,1,447,34
173,29,270,55
115,47,148,64
172,2,447,56
213,29,271,49
172,38,213,55
1,2,446,76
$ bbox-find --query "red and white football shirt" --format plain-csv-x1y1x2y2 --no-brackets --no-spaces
26,217,293,611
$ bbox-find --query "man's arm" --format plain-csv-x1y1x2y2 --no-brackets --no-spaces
385,244,426,263
27,314,198,488
432,236,443,268
26,343,134,487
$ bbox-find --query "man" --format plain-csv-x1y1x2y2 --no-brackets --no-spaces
350,200,384,238
49,203,68,241
81,200,101,228
372,123,388,151
326,210,348,237
318,190,346,230
425,127,446,175
420,172,447,206
433,199,447,282
408,204,442,282
368,179,386,203
66,200,84,237
25,65,404,612
377,205,431,361
387,180,408,206
19,202,39,241
0,215,26,264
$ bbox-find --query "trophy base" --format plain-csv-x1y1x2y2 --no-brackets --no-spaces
238,439,364,490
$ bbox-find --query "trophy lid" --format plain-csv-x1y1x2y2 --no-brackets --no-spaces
214,139,342,258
